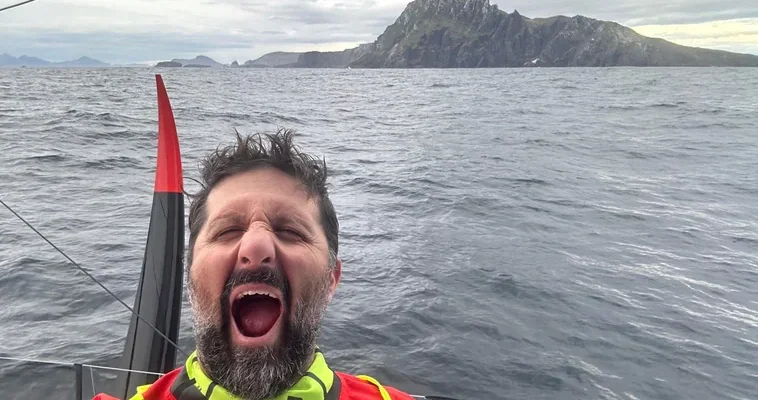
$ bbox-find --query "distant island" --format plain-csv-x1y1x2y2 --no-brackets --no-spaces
157,55,224,68
151,53,299,68
0,54,110,68
3,0,758,69
155,61,182,68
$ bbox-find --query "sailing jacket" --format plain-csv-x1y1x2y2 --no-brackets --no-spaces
93,349,415,400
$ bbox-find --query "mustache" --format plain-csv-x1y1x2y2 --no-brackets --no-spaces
222,266,291,309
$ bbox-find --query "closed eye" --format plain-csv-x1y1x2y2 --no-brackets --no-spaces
277,227,305,241
214,227,244,240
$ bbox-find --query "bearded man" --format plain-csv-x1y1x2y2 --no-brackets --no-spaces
95,130,415,400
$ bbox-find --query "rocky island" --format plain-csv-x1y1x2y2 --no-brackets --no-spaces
155,61,182,67
245,0,758,68
154,55,224,68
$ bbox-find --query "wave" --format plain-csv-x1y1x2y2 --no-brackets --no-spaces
355,159,382,165
535,197,591,210
193,110,304,125
511,177,550,185
313,117,338,124
25,153,66,162
523,204,552,213
517,109,548,115
341,231,400,242
523,138,574,152
416,177,457,189
525,138,550,145
729,234,758,245
697,107,725,114
621,150,655,159
260,111,303,124
62,109,145,124
81,156,141,170
364,181,426,200
600,104,638,111
650,101,687,108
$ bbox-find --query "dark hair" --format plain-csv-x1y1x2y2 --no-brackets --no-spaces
186,128,338,269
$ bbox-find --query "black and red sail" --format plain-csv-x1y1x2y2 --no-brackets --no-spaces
114,75,185,399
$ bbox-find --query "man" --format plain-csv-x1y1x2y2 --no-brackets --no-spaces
97,129,415,400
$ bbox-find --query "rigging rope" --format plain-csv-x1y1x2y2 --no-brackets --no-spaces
0,356,166,377
0,0,38,13
0,199,188,358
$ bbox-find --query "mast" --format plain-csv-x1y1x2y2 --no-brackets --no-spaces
114,74,185,399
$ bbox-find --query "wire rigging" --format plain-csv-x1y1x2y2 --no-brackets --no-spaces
0,0,38,13
0,199,188,358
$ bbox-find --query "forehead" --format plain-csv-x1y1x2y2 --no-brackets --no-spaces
205,168,319,222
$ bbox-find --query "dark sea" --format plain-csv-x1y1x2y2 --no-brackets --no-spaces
0,67,757,400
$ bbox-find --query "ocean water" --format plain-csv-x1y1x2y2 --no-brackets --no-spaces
0,67,757,400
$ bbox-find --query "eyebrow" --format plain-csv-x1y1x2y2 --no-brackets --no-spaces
206,207,317,235
206,211,248,234
272,211,316,234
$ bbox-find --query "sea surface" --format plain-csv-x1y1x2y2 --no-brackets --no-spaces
0,67,757,400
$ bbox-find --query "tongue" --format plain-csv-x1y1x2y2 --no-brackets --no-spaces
236,295,281,337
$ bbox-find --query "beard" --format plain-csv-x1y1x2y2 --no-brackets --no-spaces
188,266,333,400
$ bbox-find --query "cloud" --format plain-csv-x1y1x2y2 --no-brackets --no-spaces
497,0,758,26
0,0,756,62
0,0,402,62
632,18,758,55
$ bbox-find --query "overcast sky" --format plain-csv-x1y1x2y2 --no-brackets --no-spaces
0,0,756,64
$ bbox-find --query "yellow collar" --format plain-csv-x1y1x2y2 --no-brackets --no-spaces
185,349,336,400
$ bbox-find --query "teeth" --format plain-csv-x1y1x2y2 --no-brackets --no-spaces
236,290,278,300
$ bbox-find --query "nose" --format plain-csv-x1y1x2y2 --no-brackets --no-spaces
237,228,276,268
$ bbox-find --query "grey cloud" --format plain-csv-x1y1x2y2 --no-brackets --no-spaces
211,0,757,28
210,0,399,27
496,0,758,25
208,0,758,45
270,1,398,26
1,0,756,63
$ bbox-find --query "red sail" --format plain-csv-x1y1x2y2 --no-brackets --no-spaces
154,75,183,193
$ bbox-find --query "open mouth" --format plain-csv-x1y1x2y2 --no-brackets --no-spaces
231,287,283,338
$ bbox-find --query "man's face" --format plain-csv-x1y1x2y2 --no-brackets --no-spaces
188,167,341,399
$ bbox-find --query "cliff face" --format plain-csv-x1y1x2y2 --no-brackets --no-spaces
290,0,758,68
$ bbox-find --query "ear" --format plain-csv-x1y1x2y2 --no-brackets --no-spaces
328,257,342,301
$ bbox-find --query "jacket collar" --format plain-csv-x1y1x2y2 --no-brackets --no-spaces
184,348,339,400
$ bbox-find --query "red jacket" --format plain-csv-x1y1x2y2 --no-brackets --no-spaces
93,366,415,400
